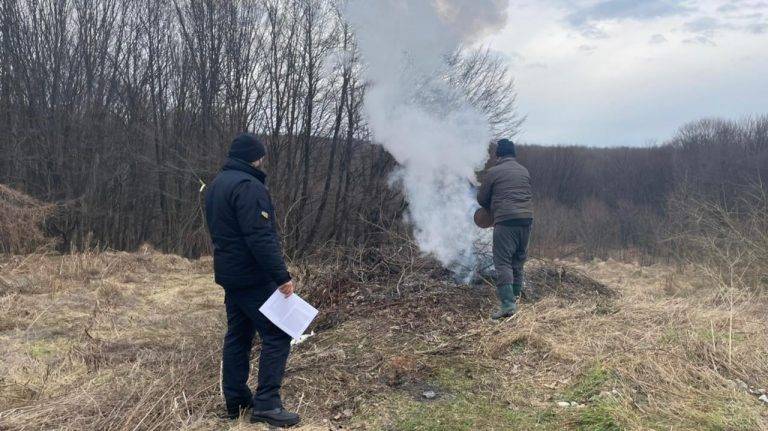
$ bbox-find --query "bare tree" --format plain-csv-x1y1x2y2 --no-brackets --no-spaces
0,0,531,258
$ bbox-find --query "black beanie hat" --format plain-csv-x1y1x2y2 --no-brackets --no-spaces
228,133,266,162
496,138,516,157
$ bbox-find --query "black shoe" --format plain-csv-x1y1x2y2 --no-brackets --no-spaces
491,305,517,320
225,404,252,420
250,408,301,427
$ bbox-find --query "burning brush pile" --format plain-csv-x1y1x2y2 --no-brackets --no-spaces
297,240,616,331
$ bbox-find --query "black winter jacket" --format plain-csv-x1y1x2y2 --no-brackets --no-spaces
204,158,291,289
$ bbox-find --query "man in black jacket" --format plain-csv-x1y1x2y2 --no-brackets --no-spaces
204,133,299,427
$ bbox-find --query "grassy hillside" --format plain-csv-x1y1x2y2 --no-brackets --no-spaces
1,250,767,430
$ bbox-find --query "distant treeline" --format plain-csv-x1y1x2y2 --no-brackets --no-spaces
520,116,768,259
0,1,766,260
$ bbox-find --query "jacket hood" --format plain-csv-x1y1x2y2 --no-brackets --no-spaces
222,157,267,184
496,156,517,165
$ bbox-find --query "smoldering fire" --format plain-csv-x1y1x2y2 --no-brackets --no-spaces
345,0,508,273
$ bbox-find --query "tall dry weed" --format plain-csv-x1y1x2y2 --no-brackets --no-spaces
0,184,54,254
669,182,768,294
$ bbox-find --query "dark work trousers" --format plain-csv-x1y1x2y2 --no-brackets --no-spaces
222,287,292,412
492,223,532,286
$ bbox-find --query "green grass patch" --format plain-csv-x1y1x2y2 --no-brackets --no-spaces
573,400,623,431
392,360,576,431
533,408,559,427
695,327,746,344
432,365,477,393
393,394,563,431
659,326,682,345
693,399,760,431
506,338,527,355
394,396,519,431
564,364,613,402
27,338,68,360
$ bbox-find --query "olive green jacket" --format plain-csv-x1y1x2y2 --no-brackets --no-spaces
477,156,534,224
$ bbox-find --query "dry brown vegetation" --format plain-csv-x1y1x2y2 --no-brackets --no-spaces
669,183,768,295
0,185,54,255
1,248,767,430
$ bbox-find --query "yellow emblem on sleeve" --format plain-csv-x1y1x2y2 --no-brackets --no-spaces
261,211,269,220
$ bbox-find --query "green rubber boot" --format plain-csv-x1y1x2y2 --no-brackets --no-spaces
491,284,517,320
512,283,523,299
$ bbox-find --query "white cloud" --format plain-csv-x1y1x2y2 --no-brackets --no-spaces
483,0,768,146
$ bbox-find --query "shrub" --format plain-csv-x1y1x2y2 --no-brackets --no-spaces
668,182,768,293
0,184,54,254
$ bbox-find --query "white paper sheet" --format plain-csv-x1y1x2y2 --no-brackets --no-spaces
259,290,319,340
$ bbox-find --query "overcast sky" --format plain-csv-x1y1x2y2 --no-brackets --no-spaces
483,0,768,147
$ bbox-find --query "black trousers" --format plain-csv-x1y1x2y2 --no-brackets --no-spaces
222,287,292,412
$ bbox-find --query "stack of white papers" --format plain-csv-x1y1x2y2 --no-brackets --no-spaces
259,290,319,340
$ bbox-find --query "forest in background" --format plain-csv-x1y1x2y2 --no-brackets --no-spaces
2,2,768,428
1,0,767,265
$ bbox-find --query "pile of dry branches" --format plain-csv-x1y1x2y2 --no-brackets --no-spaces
293,236,616,335
524,259,616,302
0,184,54,254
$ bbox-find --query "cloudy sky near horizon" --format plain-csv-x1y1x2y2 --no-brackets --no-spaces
483,0,768,147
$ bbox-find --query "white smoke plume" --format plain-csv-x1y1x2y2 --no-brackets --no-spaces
345,0,508,274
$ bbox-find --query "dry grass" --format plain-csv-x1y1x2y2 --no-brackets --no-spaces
0,250,767,430
0,185,54,254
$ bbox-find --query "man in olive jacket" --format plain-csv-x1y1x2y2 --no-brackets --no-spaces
204,133,300,427
477,139,534,319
